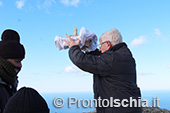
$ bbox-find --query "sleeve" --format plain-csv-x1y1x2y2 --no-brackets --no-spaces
69,45,114,75
86,49,101,55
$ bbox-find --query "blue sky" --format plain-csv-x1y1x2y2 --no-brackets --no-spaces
0,0,170,93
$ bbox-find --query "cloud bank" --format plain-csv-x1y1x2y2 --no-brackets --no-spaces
154,28,161,37
130,36,147,48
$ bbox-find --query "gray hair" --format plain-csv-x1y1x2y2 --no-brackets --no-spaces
100,28,123,46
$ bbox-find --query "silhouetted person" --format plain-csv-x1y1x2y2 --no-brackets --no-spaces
0,29,25,113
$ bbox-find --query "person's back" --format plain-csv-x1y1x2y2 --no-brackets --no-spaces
93,42,141,113
108,43,137,86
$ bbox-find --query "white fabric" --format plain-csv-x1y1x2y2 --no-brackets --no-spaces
54,27,98,52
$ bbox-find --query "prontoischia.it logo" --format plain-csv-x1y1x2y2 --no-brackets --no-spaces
53,97,160,108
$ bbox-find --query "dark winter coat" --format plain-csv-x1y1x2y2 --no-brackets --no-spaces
0,77,17,113
69,43,142,113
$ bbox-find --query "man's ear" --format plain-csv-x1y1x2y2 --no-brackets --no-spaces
107,41,112,48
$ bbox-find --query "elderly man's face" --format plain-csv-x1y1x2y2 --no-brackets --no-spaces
99,39,111,53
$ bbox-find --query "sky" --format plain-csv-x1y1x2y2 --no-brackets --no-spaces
0,0,170,93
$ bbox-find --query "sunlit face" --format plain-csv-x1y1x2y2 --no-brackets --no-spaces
8,59,23,72
99,39,111,53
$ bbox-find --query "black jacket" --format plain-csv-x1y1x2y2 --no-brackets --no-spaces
0,77,17,113
69,43,142,113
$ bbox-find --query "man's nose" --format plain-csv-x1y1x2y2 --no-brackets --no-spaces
99,48,101,51
17,62,22,68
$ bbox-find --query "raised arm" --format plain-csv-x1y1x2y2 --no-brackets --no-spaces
69,45,114,75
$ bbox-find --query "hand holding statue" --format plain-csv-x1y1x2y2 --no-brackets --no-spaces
64,36,81,48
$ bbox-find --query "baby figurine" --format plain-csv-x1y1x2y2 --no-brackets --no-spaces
74,27,78,36
65,27,78,38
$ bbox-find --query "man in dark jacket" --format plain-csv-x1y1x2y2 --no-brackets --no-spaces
0,29,25,113
65,28,142,113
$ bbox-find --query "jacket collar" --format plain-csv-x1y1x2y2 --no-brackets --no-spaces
0,77,7,85
0,77,18,89
109,42,127,51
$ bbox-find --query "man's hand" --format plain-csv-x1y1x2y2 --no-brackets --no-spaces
65,36,81,48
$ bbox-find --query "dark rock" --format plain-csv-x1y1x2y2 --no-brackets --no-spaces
142,107,170,113
90,107,170,113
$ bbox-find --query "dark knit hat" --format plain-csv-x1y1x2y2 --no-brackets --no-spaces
0,29,25,59
3,87,49,113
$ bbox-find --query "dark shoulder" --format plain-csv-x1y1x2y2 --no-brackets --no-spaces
0,84,11,112
118,44,133,57
0,84,11,96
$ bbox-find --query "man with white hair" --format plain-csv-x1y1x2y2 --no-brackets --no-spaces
65,28,142,113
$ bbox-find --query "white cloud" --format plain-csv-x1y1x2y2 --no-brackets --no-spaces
64,65,79,72
130,36,147,48
60,0,69,5
137,74,170,90
168,65,170,68
44,0,56,7
16,0,25,9
70,0,80,6
154,28,161,37
0,1,3,6
64,65,89,76
82,0,94,5
60,0,80,7
36,0,56,13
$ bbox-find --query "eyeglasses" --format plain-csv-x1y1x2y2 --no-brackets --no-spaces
98,41,109,48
